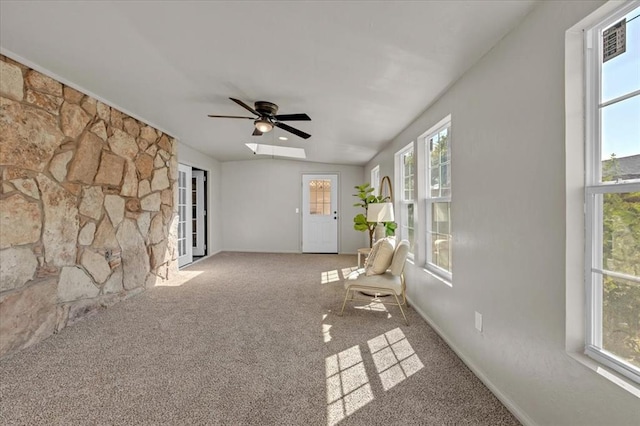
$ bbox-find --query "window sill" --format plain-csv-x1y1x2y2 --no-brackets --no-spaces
421,266,452,287
567,351,640,398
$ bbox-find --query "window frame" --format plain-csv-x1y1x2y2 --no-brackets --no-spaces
584,3,640,385
370,165,380,196
395,142,415,258
422,116,452,281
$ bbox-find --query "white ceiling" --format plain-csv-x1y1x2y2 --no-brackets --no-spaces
0,1,537,166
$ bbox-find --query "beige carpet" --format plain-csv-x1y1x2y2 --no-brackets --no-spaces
0,252,519,425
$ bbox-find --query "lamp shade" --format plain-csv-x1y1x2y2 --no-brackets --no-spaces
367,202,394,223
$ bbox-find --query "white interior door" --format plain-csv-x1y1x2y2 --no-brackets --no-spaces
192,170,206,256
178,164,193,267
302,174,338,253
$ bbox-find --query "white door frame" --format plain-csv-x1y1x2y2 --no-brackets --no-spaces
192,169,206,256
178,164,193,267
302,173,339,253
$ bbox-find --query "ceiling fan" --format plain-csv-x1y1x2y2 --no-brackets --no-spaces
208,98,312,139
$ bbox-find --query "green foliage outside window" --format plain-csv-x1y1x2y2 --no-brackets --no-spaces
601,156,640,367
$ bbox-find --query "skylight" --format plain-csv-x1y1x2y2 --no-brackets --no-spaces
245,143,306,159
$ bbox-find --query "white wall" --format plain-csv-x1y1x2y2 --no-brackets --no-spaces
366,1,639,425
221,159,366,254
177,143,223,256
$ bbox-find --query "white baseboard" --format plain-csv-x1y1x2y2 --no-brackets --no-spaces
222,249,301,254
220,249,358,255
189,250,222,265
406,296,537,426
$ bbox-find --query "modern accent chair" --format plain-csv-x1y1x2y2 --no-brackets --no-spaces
339,239,410,325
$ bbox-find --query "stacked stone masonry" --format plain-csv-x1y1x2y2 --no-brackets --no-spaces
0,56,179,357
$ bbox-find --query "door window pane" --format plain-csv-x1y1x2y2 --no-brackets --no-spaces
178,170,187,257
310,179,331,215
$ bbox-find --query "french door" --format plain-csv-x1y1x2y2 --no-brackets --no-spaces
191,170,206,256
178,164,192,267
178,164,208,267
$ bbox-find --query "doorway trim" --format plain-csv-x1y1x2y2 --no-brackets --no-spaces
177,163,209,268
191,169,207,257
301,173,339,253
177,163,193,267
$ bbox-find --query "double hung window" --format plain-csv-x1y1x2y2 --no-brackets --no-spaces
395,143,415,255
424,119,452,279
371,165,380,196
584,3,639,383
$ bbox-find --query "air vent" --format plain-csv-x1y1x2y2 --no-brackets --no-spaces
603,19,626,63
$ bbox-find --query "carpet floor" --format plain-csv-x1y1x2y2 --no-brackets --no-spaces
0,252,520,425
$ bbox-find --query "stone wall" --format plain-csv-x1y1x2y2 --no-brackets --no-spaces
0,56,179,357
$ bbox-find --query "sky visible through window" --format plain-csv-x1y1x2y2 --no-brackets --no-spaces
601,10,639,160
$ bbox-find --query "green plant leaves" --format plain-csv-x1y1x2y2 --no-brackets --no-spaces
384,221,397,236
352,183,397,236
353,213,370,231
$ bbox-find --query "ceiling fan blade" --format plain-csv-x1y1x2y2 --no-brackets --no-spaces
207,115,255,119
274,113,311,121
252,128,263,136
275,122,311,140
230,97,259,116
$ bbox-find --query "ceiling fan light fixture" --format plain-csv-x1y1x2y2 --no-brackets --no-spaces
209,98,311,139
254,118,273,133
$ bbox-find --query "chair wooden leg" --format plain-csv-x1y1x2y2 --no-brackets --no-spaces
393,293,409,325
339,288,351,316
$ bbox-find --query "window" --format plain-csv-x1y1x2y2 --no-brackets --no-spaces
395,143,415,255
585,4,640,384
423,118,452,279
309,179,332,215
371,165,380,196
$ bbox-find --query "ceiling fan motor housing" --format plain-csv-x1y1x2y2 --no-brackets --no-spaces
255,101,278,116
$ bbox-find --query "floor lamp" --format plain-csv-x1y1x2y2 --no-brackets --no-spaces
367,176,394,243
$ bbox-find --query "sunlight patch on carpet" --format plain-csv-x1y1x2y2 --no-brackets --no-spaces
323,324,333,343
354,300,389,314
154,270,204,287
326,345,374,426
341,266,358,278
322,313,333,342
321,270,340,284
368,328,424,391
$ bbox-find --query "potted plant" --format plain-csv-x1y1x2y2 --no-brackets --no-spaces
353,183,397,247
